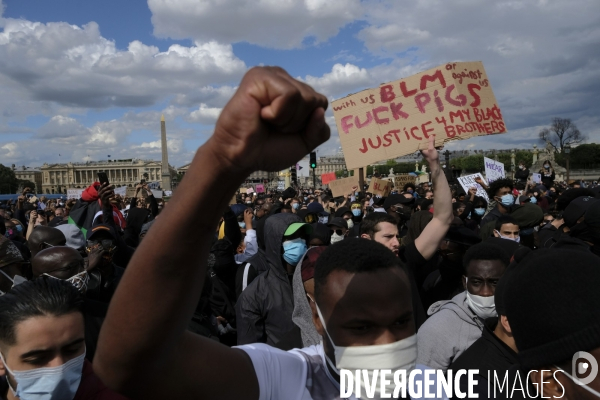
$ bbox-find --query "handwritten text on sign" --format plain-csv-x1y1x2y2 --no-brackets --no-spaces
484,157,505,183
457,173,489,201
394,174,417,189
368,177,392,197
332,61,506,169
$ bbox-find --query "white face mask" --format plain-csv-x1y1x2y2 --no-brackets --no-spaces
313,299,417,397
494,230,520,243
346,219,354,229
330,233,344,244
465,279,497,320
1,350,86,400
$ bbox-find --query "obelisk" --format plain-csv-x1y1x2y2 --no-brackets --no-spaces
160,114,172,191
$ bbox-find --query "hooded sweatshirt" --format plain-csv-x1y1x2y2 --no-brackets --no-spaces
416,291,484,371
291,248,321,348
235,213,302,346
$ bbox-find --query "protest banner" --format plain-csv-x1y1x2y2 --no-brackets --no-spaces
277,181,285,190
67,189,83,200
321,172,336,185
484,157,505,183
532,173,541,184
368,177,392,196
114,186,127,197
255,184,265,193
151,190,163,199
246,187,254,195
164,190,173,197
332,61,506,169
329,175,360,198
457,173,489,200
393,174,417,189
126,187,137,198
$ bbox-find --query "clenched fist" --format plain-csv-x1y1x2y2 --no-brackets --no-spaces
208,66,330,174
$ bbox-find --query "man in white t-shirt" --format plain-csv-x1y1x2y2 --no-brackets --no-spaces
94,67,448,400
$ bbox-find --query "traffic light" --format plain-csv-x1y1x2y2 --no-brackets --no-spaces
290,166,297,185
310,152,317,169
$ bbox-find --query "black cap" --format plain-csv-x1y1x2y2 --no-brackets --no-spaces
327,217,348,230
505,248,600,367
383,194,414,209
563,196,599,228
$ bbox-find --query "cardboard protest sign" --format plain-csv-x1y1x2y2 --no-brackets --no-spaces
329,175,360,198
255,184,265,193
332,61,506,169
393,174,417,189
67,189,83,200
126,187,137,198
457,173,489,200
321,172,336,185
113,186,127,197
368,177,392,196
532,173,541,184
484,157,505,183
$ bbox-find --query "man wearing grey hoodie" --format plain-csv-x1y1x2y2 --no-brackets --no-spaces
417,242,509,371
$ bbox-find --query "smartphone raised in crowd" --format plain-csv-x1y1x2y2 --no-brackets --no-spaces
97,171,110,186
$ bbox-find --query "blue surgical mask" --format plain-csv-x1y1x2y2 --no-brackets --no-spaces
238,222,246,229
529,196,537,204
474,208,485,216
1,350,85,400
15,224,23,233
352,209,362,217
282,238,307,266
292,203,299,210
499,194,514,207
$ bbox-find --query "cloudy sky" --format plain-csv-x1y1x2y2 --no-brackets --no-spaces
0,0,598,176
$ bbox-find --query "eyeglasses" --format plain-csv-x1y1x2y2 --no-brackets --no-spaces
330,229,344,236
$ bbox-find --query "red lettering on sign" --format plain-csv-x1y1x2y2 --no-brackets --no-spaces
359,138,368,153
445,125,456,138
390,129,401,143
498,122,506,132
490,121,499,133
484,122,492,134
420,70,446,90
415,93,431,114
341,115,354,134
421,121,434,139
390,102,409,120
449,111,464,124
400,81,417,98
355,112,373,129
435,116,447,127
468,84,481,107
380,85,396,103
368,136,382,149
373,106,390,124
433,90,444,112
383,132,393,147
411,126,422,140
445,84,467,107
456,124,466,135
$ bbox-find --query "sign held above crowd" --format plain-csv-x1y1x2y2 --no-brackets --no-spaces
368,177,392,197
332,61,506,170
458,173,489,200
484,157,505,183
329,175,360,197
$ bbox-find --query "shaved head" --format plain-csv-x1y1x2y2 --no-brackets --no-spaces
32,247,83,279
28,226,66,258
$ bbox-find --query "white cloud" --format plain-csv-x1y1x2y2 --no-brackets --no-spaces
187,104,222,125
148,0,362,49
37,115,89,139
302,63,373,99
0,19,247,109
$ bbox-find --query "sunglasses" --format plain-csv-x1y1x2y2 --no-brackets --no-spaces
330,229,344,236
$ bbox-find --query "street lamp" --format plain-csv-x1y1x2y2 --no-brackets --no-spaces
565,145,571,183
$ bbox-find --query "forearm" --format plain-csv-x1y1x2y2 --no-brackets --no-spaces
430,164,453,225
95,141,248,386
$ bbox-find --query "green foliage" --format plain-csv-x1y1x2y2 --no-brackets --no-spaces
19,180,36,191
563,143,600,169
0,164,19,194
366,162,419,177
449,151,534,173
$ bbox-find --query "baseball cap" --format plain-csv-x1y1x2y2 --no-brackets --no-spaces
284,222,313,237
327,217,348,230
563,196,600,228
307,202,328,215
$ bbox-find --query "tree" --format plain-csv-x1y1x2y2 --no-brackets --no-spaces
539,118,586,154
0,164,19,194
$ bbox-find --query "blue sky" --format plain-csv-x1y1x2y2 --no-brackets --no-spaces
0,0,599,176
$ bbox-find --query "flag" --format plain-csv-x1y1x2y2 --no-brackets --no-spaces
298,165,303,170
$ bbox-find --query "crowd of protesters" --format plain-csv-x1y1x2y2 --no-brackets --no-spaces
1,67,600,399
